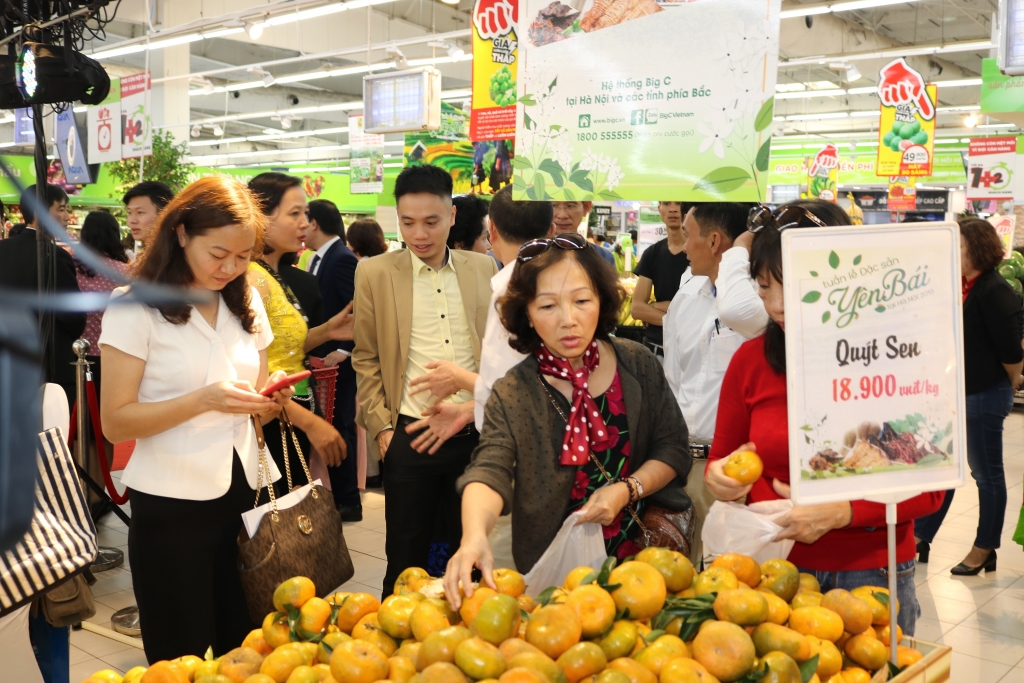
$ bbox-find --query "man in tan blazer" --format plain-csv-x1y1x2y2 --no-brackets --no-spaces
353,165,497,597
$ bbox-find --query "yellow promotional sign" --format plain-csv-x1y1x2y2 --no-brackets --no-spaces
876,59,936,177
470,0,518,141
887,176,917,212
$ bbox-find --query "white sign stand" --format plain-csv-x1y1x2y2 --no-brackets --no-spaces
865,492,915,665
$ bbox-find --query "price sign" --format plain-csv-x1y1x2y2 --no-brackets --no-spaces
781,223,966,505
967,136,1016,200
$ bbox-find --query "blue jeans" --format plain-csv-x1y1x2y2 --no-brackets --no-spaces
915,380,1014,549
796,560,920,636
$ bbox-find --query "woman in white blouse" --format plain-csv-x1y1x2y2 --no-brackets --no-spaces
100,177,291,663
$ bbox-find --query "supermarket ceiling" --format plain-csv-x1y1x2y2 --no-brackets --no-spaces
81,0,999,166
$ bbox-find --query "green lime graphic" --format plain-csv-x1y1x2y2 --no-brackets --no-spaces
489,66,516,107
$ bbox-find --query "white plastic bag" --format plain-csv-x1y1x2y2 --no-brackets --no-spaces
701,499,796,566
523,512,606,597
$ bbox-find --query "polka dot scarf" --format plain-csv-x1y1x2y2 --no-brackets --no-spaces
536,340,617,466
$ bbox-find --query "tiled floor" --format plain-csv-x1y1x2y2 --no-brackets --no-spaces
69,412,1024,682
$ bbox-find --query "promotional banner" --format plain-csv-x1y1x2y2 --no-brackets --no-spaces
887,176,917,212
405,102,477,194
992,214,1016,258
513,0,781,201
782,223,965,504
86,102,121,164
636,207,666,258
120,72,152,159
471,0,519,141
349,115,385,194
806,144,839,201
967,136,1015,200
876,59,936,177
768,149,967,186
13,108,34,145
54,110,90,184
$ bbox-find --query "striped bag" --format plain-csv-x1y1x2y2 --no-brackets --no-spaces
0,428,98,618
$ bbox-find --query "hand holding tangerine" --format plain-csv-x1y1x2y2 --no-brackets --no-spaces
723,449,763,485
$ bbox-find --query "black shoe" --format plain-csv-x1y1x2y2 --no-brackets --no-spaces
337,503,363,522
916,540,930,563
951,549,996,576
365,474,383,489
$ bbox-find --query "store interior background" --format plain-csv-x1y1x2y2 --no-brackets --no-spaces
3,0,1012,237
15,0,1024,680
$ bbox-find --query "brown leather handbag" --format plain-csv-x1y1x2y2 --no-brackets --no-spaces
237,409,354,624
638,505,696,558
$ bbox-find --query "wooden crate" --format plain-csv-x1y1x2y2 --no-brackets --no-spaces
869,638,952,683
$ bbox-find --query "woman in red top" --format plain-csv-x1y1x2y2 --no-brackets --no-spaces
705,200,943,636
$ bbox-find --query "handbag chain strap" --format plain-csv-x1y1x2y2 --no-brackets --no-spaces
539,376,650,544
251,416,280,522
278,405,318,500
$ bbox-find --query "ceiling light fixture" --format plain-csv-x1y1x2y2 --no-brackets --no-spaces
781,40,993,67
191,124,201,138
385,45,408,69
781,0,920,19
963,115,978,128
212,124,224,136
245,21,264,40
845,64,862,81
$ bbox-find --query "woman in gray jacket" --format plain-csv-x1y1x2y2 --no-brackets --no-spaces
445,233,691,606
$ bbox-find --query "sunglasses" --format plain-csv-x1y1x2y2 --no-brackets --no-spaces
517,232,588,263
748,205,828,233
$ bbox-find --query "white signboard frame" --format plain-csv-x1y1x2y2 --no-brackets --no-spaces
782,222,966,505
87,102,122,164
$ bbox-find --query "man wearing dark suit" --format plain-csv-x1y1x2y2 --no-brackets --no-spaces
0,184,85,409
304,199,362,521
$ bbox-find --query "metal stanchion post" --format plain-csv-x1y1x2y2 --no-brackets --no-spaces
73,339,142,636
74,339,124,573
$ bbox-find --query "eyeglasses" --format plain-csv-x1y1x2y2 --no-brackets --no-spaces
517,232,588,263
748,205,828,233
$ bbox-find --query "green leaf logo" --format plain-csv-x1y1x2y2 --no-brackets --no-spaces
802,291,821,303
754,97,775,132
810,270,818,277
755,139,771,173
828,251,840,269
694,167,752,195
853,255,862,266
822,311,831,323
875,305,886,313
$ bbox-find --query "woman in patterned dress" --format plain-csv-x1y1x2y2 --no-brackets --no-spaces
246,173,353,490
444,233,692,604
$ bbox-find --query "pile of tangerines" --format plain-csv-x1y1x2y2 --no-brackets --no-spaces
80,548,924,683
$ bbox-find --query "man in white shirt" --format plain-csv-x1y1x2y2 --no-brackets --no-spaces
663,203,769,564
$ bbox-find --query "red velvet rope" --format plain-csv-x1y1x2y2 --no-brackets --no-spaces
68,378,129,505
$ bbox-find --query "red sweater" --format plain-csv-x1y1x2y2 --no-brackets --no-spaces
708,336,943,571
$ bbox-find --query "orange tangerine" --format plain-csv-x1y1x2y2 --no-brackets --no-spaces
273,577,316,613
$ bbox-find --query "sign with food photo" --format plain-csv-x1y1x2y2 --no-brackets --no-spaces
781,223,966,505
471,0,519,141
513,0,781,201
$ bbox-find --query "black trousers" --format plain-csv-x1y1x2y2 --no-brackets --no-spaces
328,369,360,508
380,415,478,598
128,454,257,663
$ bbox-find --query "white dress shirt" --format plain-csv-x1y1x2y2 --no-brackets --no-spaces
473,261,525,430
310,235,341,276
715,246,770,339
663,269,747,440
98,286,282,500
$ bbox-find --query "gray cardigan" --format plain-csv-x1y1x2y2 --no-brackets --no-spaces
456,337,692,572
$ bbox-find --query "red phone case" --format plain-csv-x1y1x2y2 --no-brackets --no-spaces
260,370,311,396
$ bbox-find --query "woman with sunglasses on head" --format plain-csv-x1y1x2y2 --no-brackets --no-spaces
442,233,692,607
705,200,943,636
